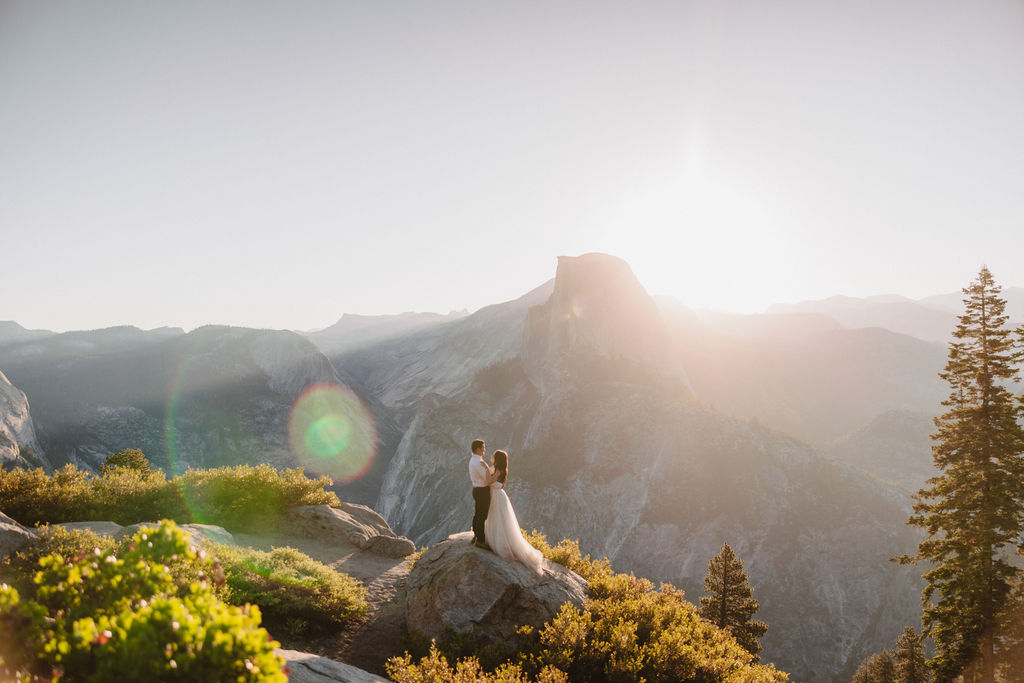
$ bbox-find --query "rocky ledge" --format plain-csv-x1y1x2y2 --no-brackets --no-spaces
276,649,390,683
0,511,36,557
405,532,588,642
286,504,416,558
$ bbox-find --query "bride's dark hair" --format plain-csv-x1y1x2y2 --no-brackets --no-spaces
493,450,508,484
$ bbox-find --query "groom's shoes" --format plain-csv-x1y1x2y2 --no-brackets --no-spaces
473,540,491,551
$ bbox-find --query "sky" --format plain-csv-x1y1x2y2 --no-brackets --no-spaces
2,1,1023,332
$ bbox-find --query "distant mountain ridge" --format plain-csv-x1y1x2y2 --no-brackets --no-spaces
308,310,467,354
0,321,55,346
767,287,1024,342
0,325,339,474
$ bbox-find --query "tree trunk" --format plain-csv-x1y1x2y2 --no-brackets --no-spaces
981,629,994,683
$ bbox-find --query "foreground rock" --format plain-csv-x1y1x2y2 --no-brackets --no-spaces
406,533,587,642
276,649,391,683
0,511,36,558
285,504,415,558
56,521,236,546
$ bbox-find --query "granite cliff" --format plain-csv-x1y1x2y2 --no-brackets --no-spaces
0,369,47,471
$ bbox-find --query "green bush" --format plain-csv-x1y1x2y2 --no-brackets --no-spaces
524,531,613,583
387,643,568,683
88,466,187,524
0,520,286,682
0,459,338,533
0,464,94,524
530,572,787,682
210,543,367,638
178,464,339,533
0,525,117,593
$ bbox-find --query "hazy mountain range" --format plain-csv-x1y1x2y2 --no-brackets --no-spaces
3,255,1019,681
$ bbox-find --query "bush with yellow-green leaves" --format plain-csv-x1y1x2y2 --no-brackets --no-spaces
0,454,338,533
0,520,287,682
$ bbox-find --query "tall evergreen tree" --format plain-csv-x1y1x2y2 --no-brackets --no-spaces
902,267,1024,683
893,626,928,683
698,542,768,660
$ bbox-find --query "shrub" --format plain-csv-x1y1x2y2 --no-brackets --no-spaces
0,520,287,682
176,464,339,533
0,525,117,593
210,543,367,637
524,531,612,583
527,572,787,682
387,643,568,683
88,466,187,524
0,464,93,525
0,460,339,533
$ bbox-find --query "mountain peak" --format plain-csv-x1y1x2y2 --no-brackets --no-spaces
521,253,692,392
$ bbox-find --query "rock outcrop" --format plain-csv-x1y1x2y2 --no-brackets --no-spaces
276,650,391,683
0,369,48,471
285,504,415,558
405,533,587,643
0,510,36,559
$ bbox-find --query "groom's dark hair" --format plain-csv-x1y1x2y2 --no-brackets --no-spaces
471,439,485,453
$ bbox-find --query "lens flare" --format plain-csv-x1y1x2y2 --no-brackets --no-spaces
288,383,377,482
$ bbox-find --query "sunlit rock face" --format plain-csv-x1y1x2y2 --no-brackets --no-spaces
0,327,342,475
522,253,692,394
0,369,48,470
366,253,922,682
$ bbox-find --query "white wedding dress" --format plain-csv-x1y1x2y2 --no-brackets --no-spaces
484,481,545,574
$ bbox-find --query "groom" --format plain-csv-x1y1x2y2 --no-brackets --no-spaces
469,438,494,549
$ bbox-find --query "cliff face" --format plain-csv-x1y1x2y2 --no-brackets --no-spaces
0,369,48,470
369,254,922,682
521,254,692,394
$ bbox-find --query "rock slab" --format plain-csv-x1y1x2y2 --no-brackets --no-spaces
0,510,36,559
405,533,587,642
285,505,415,558
276,649,391,683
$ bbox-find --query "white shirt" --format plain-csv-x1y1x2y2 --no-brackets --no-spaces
469,453,490,488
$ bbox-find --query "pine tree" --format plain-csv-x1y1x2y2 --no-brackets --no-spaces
852,651,897,683
893,627,928,683
698,542,768,660
902,267,1024,683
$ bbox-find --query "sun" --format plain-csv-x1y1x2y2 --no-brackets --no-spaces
600,169,794,314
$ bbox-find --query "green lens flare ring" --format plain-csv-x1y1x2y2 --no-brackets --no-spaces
288,382,377,483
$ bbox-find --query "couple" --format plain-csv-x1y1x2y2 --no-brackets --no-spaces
469,439,544,574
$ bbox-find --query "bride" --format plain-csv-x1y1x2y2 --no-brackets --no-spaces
484,450,544,574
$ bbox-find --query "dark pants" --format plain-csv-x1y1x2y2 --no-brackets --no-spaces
472,486,491,544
